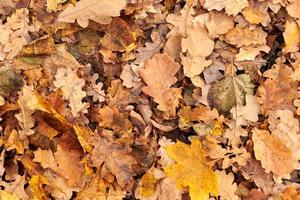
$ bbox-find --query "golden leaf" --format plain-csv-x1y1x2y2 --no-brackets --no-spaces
283,20,300,53
164,139,218,200
29,175,47,200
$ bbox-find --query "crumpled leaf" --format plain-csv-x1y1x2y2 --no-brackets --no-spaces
0,191,19,200
46,0,65,12
215,170,239,200
140,54,181,113
204,0,248,16
268,109,300,157
99,106,132,134
53,67,89,117
33,148,58,169
252,128,299,180
0,69,23,97
208,74,254,114
164,139,218,200
58,0,126,28
90,137,137,188
242,1,271,26
224,26,267,48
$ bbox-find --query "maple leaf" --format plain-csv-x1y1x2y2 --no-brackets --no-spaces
164,139,218,200
252,128,299,180
208,74,254,114
53,67,89,117
215,170,239,200
58,0,126,28
140,54,181,113
204,0,248,16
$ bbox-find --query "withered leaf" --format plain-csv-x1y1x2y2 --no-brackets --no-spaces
208,74,254,114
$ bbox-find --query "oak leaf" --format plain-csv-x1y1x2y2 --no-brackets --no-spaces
204,0,248,16
164,139,218,200
252,128,299,180
90,137,137,188
283,20,300,53
286,0,300,19
58,0,126,28
224,26,267,48
215,170,238,200
99,106,132,134
140,54,181,113
0,8,37,60
181,23,214,77
53,67,88,117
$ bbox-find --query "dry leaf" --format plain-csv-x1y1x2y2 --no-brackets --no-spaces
164,139,218,200
99,106,132,134
208,74,254,114
54,67,89,117
286,0,300,19
90,137,137,188
252,128,299,180
204,0,248,16
215,170,239,200
224,26,267,48
0,8,37,60
58,0,126,28
283,20,300,53
181,22,214,77
140,54,181,113
33,148,58,169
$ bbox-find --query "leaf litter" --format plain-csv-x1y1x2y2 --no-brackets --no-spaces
0,0,300,199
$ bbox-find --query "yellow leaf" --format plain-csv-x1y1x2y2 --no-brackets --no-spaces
164,139,218,200
139,172,157,197
0,191,19,200
29,175,47,200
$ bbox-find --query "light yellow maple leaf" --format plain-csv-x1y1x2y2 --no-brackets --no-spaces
164,139,218,200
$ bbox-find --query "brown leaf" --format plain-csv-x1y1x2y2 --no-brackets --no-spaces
99,106,132,134
140,54,181,113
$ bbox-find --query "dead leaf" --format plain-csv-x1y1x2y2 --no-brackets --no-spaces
164,139,218,200
58,0,126,28
140,54,181,113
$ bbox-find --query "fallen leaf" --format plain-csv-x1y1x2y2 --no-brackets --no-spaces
215,170,239,200
53,67,89,117
283,20,300,53
140,54,181,113
208,74,254,114
252,128,298,180
204,0,248,16
58,0,126,28
164,139,218,200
